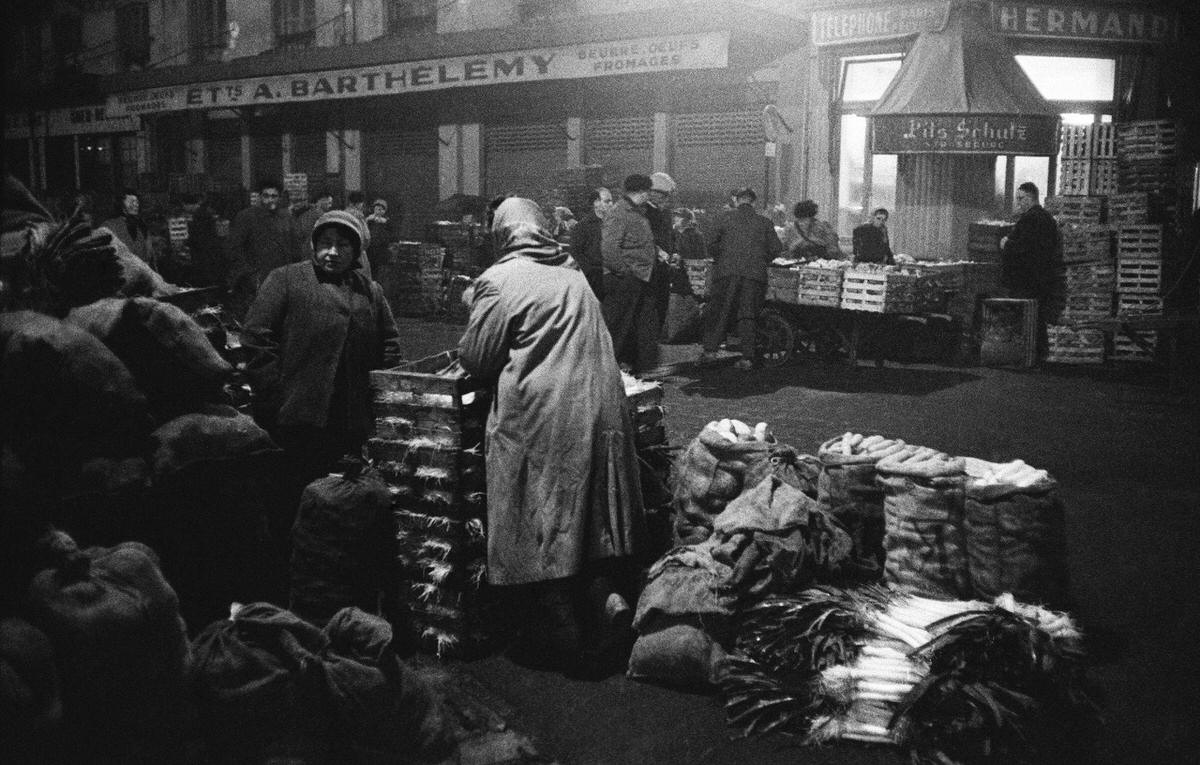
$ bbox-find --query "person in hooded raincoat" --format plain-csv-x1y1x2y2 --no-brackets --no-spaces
458,197,645,669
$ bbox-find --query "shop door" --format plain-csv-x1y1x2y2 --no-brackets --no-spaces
290,129,328,197
363,128,438,241
671,111,765,212
250,133,283,191
583,116,653,190
484,122,568,201
205,117,244,196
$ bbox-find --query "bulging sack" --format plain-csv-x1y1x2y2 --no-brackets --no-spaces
816,434,906,575
877,447,970,599
965,473,1069,607
671,426,775,545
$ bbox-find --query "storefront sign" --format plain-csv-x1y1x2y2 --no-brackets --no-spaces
871,113,1060,155
994,4,1176,42
107,32,730,117
812,1,951,46
4,106,140,140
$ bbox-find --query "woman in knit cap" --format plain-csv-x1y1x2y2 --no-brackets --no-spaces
243,209,400,485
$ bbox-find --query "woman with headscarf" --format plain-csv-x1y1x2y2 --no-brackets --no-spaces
784,199,843,261
242,209,400,487
459,197,645,674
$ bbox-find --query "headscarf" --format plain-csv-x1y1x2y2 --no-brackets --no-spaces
490,197,568,266
310,209,370,268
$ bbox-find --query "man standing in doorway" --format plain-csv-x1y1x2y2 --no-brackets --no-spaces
227,179,303,320
570,186,613,300
702,187,783,370
601,174,659,374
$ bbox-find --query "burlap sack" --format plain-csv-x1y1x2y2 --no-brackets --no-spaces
26,538,192,761
816,435,905,576
671,426,774,545
965,476,1069,607
877,449,970,599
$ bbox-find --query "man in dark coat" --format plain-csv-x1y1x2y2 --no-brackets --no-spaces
569,186,612,299
601,174,659,374
227,179,304,320
702,187,783,370
1000,182,1060,300
1001,182,1060,358
852,207,895,265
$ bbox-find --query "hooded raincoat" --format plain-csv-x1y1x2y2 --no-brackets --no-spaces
459,198,644,585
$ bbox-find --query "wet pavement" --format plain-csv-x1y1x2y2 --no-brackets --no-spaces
396,318,1200,765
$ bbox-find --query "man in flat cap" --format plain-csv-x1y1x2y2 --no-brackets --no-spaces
601,174,659,374
703,187,782,370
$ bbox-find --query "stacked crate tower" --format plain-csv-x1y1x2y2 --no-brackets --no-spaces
1044,124,1115,364
426,221,487,323
1111,120,1179,362
381,241,447,318
367,353,491,658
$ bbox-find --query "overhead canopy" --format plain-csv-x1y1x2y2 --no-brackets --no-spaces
870,2,1059,155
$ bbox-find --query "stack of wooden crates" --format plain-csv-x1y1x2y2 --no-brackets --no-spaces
368,352,490,658
367,356,676,657
1045,120,1181,364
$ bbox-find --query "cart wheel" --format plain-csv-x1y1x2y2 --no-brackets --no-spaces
756,309,795,367
794,324,842,359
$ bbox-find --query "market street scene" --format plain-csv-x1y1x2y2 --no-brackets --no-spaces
3,1,1199,764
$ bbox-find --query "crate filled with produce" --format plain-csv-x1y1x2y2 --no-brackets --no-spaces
967,221,1013,261
1044,195,1104,225
1106,192,1150,225
797,260,846,307
840,268,920,313
368,351,493,657
1059,224,1113,265
766,266,802,303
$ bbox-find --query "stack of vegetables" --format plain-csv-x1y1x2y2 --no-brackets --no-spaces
722,586,1098,761
367,351,491,657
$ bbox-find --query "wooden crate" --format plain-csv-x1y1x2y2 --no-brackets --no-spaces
1059,224,1112,264
1118,158,1175,192
968,222,1014,256
1107,193,1150,225
1058,123,1115,159
1116,294,1163,316
1091,123,1117,158
1045,195,1104,225
797,266,844,306
1045,325,1106,364
1117,120,1178,160
1061,263,1116,291
766,267,802,303
1117,225,1164,258
1091,159,1119,196
1116,259,1162,294
1057,160,1092,195
840,271,920,313
1111,331,1158,362
1056,293,1113,322
980,298,1038,367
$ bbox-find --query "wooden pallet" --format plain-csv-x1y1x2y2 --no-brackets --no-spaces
1116,259,1162,294
1118,120,1178,160
1117,225,1164,257
1045,195,1104,225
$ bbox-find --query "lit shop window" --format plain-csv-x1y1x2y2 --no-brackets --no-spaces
1015,55,1116,102
837,55,902,238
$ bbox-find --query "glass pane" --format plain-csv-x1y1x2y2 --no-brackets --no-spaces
1060,113,1095,126
1015,55,1115,102
870,153,897,216
842,58,903,102
1013,156,1050,205
838,115,868,235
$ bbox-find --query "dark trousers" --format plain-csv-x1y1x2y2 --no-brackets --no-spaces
649,260,671,333
703,276,766,358
602,273,660,373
